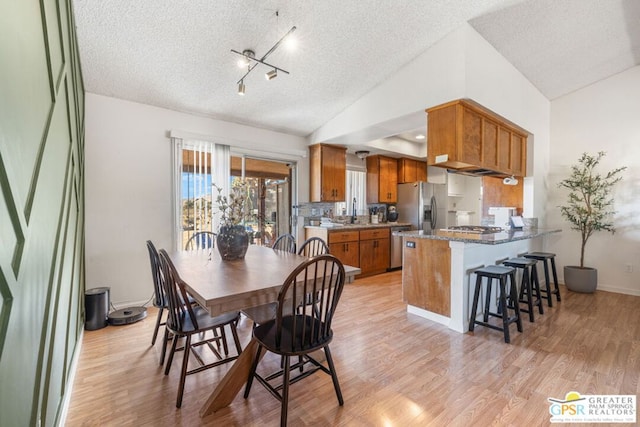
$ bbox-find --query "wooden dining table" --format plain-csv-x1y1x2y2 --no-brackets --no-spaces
168,245,360,417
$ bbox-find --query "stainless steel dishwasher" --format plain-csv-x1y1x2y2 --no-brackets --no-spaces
389,226,411,269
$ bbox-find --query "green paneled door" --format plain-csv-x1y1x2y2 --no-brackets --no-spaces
0,0,85,426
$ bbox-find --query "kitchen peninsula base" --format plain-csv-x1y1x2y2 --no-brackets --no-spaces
400,228,561,333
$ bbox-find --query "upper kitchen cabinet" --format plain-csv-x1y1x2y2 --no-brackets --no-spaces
309,143,347,202
366,155,398,203
397,158,427,183
426,99,528,177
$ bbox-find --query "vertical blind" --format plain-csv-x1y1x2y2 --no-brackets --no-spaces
171,138,229,250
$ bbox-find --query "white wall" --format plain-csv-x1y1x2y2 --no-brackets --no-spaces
463,26,551,223
310,27,467,145
548,66,640,295
312,24,550,222
84,94,308,305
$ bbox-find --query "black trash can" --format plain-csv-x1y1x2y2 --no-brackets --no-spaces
85,287,110,330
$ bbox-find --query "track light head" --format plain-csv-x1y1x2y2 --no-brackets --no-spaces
237,50,255,68
265,69,278,80
238,81,245,96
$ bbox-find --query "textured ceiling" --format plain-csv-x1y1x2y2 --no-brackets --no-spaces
469,0,640,100
73,0,639,138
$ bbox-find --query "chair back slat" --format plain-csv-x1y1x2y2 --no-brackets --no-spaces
185,231,216,250
297,237,329,257
272,233,297,253
275,254,345,351
146,240,166,308
158,249,198,332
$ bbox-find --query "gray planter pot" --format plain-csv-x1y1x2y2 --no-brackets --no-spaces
563,266,597,293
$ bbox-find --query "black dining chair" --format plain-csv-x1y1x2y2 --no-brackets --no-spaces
241,234,298,327
184,231,216,250
244,254,346,426
297,236,329,257
146,240,167,348
158,249,242,408
272,233,297,253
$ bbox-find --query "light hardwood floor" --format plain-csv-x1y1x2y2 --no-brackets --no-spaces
66,271,640,426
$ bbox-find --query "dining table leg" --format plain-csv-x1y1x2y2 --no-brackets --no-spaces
199,337,263,417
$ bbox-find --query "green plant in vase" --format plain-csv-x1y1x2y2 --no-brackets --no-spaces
557,151,626,292
213,179,251,260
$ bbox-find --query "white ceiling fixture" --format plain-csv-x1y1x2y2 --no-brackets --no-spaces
230,11,296,96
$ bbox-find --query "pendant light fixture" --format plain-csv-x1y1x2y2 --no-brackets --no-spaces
231,11,296,95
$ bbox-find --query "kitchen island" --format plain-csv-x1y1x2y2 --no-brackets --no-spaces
398,228,561,333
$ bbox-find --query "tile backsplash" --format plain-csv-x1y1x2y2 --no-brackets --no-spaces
295,202,389,225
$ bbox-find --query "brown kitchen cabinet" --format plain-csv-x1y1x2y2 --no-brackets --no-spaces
327,230,360,268
358,228,390,277
305,228,360,268
426,99,527,177
366,155,398,203
397,158,427,183
309,143,346,202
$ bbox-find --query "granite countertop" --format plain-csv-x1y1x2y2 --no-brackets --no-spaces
305,222,412,231
395,228,561,245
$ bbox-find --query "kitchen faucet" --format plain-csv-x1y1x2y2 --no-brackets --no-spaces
351,197,357,224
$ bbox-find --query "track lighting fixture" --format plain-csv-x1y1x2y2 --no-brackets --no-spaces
265,69,278,80
231,11,296,95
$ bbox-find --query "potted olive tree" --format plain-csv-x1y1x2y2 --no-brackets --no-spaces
558,151,626,292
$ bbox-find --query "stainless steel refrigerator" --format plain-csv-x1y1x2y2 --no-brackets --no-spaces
397,181,448,230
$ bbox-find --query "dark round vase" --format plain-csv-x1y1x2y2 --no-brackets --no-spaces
216,225,249,261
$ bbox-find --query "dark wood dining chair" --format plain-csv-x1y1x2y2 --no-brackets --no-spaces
242,234,298,327
158,249,242,408
146,240,167,348
272,233,297,253
297,236,329,257
244,254,346,426
184,231,216,250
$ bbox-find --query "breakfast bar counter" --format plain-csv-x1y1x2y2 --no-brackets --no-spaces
397,228,561,333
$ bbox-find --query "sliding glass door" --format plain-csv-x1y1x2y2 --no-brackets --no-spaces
174,138,294,249
231,156,292,246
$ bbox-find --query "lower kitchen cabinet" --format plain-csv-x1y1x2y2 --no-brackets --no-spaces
327,231,360,267
305,226,393,278
358,228,390,277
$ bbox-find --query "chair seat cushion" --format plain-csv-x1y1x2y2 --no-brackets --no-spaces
253,314,333,355
242,302,295,326
168,307,239,334
242,302,278,325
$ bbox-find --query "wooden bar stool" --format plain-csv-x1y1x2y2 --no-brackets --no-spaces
503,258,544,322
523,252,561,307
469,265,522,343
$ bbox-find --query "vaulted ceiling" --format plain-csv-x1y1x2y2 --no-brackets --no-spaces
73,0,640,138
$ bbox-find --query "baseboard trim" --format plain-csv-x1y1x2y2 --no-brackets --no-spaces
57,327,84,427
